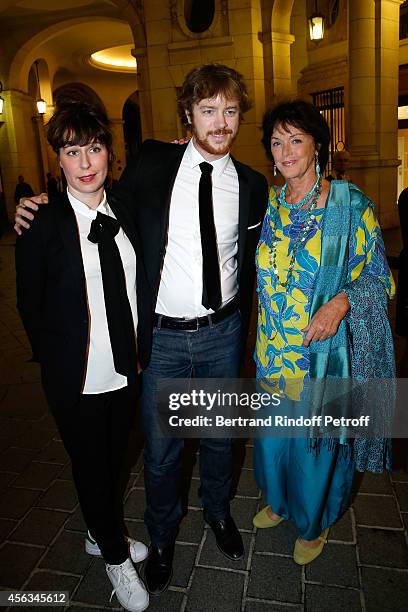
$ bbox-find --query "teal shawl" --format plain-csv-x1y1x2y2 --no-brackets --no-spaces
308,181,395,472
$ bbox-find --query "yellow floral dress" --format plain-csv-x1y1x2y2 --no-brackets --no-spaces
255,186,395,395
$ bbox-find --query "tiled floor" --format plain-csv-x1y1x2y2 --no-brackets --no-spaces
1,228,407,612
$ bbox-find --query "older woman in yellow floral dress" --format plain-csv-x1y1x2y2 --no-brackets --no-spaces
253,100,395,565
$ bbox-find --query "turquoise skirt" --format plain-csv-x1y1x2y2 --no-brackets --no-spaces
254,436,355,540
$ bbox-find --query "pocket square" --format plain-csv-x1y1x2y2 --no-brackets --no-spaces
247,221,261,230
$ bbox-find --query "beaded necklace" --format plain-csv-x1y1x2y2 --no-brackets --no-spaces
269,176,322,289
277,174,320,210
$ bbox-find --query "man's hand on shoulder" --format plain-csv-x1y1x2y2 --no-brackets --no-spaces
14,193,49,235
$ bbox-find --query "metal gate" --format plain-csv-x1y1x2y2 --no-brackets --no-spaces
312,87,345,175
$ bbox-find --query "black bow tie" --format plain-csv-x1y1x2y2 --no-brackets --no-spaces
88,211,121,243
87,210,138,382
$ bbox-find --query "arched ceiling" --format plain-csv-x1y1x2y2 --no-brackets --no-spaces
0,0,137,88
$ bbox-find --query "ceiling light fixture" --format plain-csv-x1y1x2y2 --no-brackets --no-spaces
308,0,325,42
0,82,4,114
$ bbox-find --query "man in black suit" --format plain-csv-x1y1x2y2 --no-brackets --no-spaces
115,64,268,594
15,63,268,596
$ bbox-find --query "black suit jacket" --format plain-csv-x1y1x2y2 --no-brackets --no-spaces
15,191,152,408
114,140,268,358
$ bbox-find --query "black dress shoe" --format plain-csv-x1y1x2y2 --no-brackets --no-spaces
144,543,174,595
207,515,244,560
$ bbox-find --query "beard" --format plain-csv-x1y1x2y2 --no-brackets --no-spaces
192,126,237,157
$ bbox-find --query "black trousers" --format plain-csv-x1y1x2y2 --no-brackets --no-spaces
49,386,136,564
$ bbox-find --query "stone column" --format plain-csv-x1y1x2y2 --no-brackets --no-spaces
0,89,44,216
348,0,403,227
110,118,126,181
270,31,295,102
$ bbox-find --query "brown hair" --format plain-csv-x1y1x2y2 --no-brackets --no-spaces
46,97,113,158
177,63,251,124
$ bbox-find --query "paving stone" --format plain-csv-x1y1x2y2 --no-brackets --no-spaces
235,468,259,497
356,471,393,494
13,426,56,451
0,383,47,419
329,509,354,542
246,603,302,612
391,469,408,482
0,542,45,589
394,482,408,511
124,487,145,520
178,508,204,544
199,529,251,570
71,558,118,608
58,462,74,480
187,566,245,612
0,418,30,439
9,508,68,546
254,518,298,555
248,554,302,603
0,487,40,519
171,542,197,587
305,584,361,612
357,527,408,568
146,589,184,612
11,572,80,612
65,507,87,533
0,470,17,492
0,517,17,543
0,436,10,452
353,494,401,528
34,440,69,465
40,530,92,574
13,461,62,490
230,496,259,530
37,480,78,511
242,445,254,469
0,447,37,473
306,542,359,586
362,566,408,612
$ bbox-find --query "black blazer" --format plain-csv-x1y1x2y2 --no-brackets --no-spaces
15,191,152,408
114,140,268,357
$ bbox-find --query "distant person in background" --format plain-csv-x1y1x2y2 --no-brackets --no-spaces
0,189,9,238
326,149,351,182
14,175,34,204
46,171,59,198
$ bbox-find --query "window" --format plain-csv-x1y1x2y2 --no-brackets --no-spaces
312,87,345,175
184,0,215,34
401,0,408,40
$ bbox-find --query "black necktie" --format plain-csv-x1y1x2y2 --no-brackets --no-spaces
88,211,137,383
199,162,222,311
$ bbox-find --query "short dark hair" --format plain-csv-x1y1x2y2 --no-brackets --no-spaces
261,100,331,172
177,63,251,123
46,98,112,157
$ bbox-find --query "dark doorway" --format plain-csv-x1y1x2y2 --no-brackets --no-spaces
123,93,142,162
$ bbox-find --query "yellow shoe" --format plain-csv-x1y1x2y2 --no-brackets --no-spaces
293,528,329,565
253,506,284,529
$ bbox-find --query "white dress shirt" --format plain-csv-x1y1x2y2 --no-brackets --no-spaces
155,139,239,318
68,190,138,394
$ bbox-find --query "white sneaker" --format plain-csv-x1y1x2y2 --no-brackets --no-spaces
106,558,149,612
85,531,148,563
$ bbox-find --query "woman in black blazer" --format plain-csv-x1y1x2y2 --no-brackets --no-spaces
15,98,149,612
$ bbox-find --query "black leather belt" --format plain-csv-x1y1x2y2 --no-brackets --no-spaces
154,297,239,331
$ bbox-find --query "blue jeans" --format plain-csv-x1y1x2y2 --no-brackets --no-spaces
141,310,241,547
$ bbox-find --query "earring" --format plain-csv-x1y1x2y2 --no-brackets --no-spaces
315,153,321,176
273,164,277,176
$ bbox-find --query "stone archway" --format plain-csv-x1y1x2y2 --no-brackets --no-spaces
260,0,296,106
